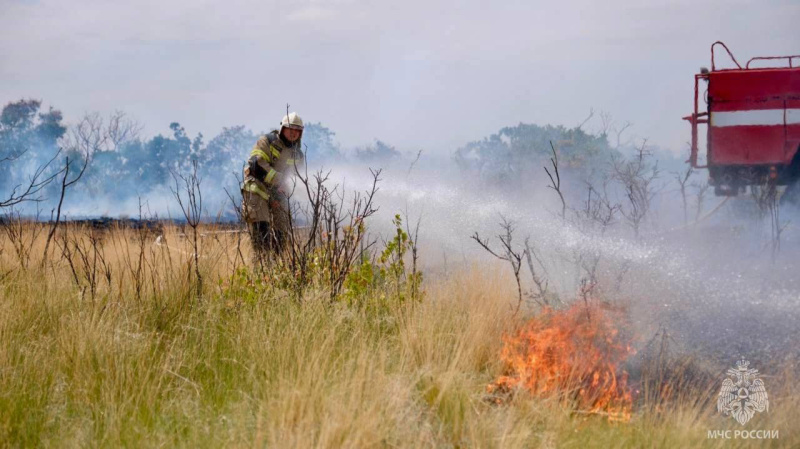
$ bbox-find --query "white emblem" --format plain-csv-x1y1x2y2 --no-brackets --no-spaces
717,359,769,425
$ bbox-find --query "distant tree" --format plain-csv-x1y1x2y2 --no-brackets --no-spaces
355,140,401,163
199,125,257,177
0,99,41,131
35,107,68,143
0,99,66,159
303,122,341,162
192,133,204,156
76,112,142,199
142,135,175,185
169,122,192,154
0,99,67,203
117,122,196,188
454,123,616,185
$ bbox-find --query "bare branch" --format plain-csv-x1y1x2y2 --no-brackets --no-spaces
611,139,660,238
472,216,525,316
544,141,566,221
0,148,63,208
280,160,383,300
673,163,694,227
106,110,142,151
41,125,93,263
576,107,595,130
170,159,204,297
407,149,423,178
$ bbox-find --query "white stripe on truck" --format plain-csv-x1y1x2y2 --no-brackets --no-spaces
711,109,800,127
789,109,800,125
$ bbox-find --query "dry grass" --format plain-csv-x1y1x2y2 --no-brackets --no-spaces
0,222,797,448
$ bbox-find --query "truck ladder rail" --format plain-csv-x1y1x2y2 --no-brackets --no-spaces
746,55,800,69
711,41,742,71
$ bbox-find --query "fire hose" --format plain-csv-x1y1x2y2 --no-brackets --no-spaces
153,229,250,258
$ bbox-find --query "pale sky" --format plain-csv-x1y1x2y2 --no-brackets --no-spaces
1,0,798,154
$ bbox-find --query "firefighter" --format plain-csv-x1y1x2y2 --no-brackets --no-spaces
241,112,305,264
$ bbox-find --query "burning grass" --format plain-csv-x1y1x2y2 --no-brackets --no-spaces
488,302,634,421
1,222,799,447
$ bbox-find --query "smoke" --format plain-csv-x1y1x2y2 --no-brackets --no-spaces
326,146,800,368
3,100,799,368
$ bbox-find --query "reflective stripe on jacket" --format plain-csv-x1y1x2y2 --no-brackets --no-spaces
242,130,305,191
242,180,270,201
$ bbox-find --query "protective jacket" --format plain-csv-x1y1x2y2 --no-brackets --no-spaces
241,130,305,224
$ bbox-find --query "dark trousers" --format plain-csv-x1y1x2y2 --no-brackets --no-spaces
249,221,285,266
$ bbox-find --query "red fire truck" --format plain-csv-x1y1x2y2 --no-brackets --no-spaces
684,42,800,196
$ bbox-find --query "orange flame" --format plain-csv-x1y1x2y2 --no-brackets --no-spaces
488,302,634,421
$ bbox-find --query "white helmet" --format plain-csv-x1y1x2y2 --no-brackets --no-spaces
280,112,304,131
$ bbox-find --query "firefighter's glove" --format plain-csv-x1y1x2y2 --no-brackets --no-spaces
248,156,268,181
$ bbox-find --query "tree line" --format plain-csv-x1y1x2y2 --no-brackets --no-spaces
2,98,676,217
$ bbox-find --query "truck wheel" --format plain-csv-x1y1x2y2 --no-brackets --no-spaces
781,178,800,206
781,145,800,206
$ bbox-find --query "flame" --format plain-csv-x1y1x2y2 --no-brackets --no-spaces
488,302,634,421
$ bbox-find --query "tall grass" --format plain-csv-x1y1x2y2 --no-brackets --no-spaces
0,223,796,447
